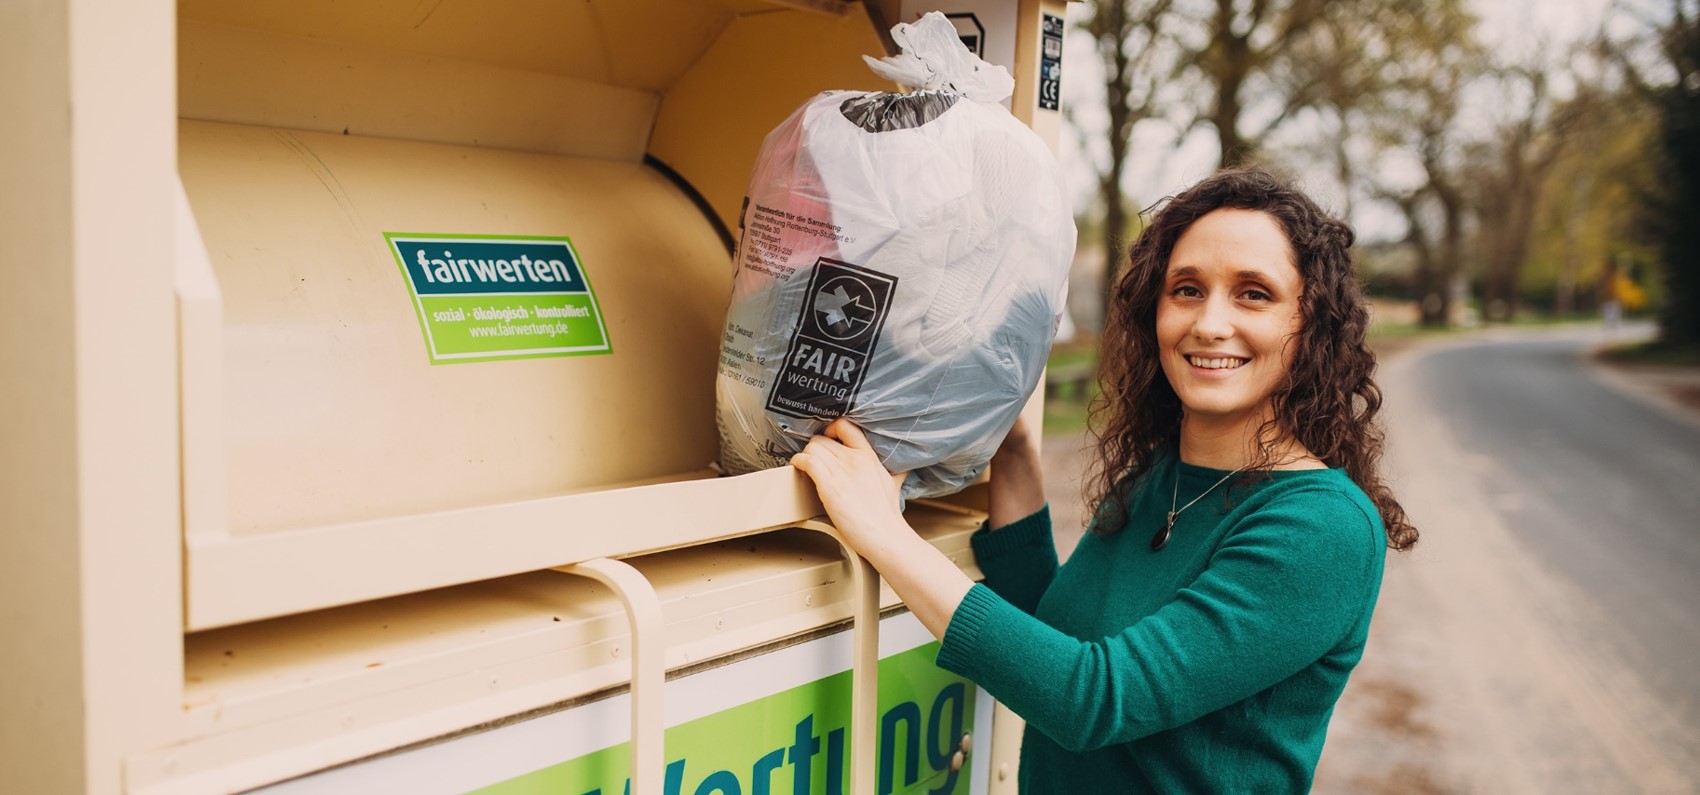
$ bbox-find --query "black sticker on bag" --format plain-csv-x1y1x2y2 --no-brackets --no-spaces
767,258,898,420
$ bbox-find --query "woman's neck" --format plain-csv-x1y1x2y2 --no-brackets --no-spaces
1178,414,1323,471
1177,416,1260,469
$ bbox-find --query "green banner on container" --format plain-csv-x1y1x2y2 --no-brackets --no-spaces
477,642,977,795
387,233,612,364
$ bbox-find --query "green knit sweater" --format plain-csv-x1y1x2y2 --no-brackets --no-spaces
936,457,1386,793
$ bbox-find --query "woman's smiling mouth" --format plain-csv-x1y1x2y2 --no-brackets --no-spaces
1186,355,1249,370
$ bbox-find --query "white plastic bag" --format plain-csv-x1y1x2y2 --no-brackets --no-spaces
715,12,1075,498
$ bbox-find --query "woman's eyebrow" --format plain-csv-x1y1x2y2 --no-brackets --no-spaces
1167,265,1281,285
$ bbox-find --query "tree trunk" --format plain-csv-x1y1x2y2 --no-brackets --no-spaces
1435,187,1465,326
1209,0,1252,167
1214,64,1249,165
1553,173,1591,316
1100,175,1128,332
1401,198,1446,327
1335,112,1355,220
1094,0,1138,335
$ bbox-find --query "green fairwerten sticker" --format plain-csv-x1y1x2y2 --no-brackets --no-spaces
386,233,612,364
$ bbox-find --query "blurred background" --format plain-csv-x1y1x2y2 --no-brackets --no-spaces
1040,0,1700,791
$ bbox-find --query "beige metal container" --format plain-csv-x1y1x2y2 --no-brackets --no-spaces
0,1,1070,792
174,1,908,631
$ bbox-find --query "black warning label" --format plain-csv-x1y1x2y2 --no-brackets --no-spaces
1041,13,1064,111
766,258,898,420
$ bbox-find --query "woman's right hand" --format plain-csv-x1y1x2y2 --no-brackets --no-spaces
790,419,974,642
789,419,912,559
988,413,1046,530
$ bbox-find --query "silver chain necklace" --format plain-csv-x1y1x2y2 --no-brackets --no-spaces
1151,460,1249,552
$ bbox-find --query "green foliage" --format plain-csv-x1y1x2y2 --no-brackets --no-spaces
1521,102,1660,314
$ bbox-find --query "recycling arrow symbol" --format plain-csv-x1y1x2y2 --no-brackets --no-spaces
813,276,877,340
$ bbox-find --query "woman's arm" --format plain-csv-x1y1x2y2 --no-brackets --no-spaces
973,413,1061,614
937,491,1383,752
987,413,1046,530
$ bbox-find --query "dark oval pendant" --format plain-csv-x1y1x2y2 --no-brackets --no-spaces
1151,523,1172,552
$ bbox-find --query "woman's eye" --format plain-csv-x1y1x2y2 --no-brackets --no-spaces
1172,285,1203,298
1242,289,1272,302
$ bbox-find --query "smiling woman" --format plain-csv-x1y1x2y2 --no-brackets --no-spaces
790,167,1418,793
1091,168,1415,545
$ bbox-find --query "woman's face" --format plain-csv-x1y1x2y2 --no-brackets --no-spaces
1155,208,1305,429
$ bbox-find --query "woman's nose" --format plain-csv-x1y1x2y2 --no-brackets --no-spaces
1190,296,1234,341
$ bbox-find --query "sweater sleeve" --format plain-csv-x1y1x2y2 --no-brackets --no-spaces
967,504,1059,615
937,489,1381,752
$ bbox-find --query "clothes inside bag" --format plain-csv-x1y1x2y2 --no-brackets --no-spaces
714,12,1076,499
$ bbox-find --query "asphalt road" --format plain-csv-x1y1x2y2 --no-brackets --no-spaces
1416,330,1700,720
1315,326,1700,793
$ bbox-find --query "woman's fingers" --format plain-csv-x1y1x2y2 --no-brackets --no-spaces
795,423,889,494
792,443,841,475
800,434,850,466
794,436,855,470
824,418,875,452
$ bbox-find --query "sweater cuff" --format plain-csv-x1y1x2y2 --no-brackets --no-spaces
970,503,1053,560
936,583,1003,676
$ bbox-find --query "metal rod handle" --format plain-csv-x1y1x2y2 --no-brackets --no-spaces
798,520,881,795
556,557,666,795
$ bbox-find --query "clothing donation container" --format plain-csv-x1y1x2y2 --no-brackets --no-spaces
0,1,1073,793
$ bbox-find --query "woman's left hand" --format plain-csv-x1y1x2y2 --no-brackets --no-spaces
790,418,909,557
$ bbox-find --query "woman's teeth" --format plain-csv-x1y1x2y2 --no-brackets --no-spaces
1188,356,1246,370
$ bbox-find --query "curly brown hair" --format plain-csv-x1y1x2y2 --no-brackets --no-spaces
1085,167,1418,550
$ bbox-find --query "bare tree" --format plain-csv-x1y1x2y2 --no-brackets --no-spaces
1468,50,1611,319
1081,0,1437,307
1287,0,1433,219
1080,0,1177,326
1178,0,1331,167
1364,0,1483,327
1472,62,1591,321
